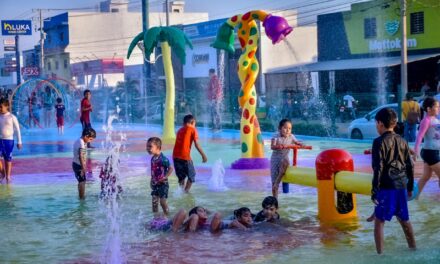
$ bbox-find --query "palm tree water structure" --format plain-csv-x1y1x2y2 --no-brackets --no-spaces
212,11,293,169
127,26,193,144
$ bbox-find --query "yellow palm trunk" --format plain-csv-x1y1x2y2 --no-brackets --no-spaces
161,41,176,143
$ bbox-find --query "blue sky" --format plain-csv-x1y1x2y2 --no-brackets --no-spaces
0,0,356,56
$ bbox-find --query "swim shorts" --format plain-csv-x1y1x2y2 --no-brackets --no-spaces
173,158,196,183
72,162,86,183
56,116,64,127
150,218,172,231
420,149,440,166
374,189,409,222
0,139,14,161
151,182,169,198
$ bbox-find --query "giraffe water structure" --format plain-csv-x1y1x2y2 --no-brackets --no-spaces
212,11,293,169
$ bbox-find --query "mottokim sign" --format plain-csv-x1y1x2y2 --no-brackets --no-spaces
1,20,32,35
369,38,417,52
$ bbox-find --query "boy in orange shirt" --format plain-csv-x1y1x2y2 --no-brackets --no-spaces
173,114,207,192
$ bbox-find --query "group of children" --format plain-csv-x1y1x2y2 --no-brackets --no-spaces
67,95,439,254
142,107,430,255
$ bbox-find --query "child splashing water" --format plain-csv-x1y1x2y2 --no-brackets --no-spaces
271,119,303,198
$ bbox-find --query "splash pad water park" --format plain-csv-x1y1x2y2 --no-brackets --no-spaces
1,10,440,264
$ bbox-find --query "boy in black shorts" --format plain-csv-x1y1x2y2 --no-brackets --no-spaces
72,128,96,199
147,137,173,217
172,115,207,192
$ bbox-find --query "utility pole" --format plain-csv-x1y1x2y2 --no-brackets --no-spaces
399,0,408,122
39,9,45,77
142,0,150,123
15,35,21,85
165,0,170,26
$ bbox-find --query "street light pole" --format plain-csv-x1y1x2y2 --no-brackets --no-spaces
399,0,408,122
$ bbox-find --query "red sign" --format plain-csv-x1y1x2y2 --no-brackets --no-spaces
102,58,124,73
71,58,124,76
21,66,40,76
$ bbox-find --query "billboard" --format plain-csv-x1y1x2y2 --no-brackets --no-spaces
1,20,32,35
21,67,40,76
71,58,124,76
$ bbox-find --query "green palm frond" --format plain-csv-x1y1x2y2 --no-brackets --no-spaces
127,32,144,59
143,27,162,59
161,27,193,64
127,26,193,64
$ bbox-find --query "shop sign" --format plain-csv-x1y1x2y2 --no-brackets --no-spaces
21,66,40,76
3,66,17,72
1,20,32,35
369,38,417,52
385,20,399,36
192,53,209,66
3,38,15,45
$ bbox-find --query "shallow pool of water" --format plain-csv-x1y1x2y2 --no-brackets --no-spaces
0,124,439,263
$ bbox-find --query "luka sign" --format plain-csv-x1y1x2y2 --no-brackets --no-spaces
1,20,32,35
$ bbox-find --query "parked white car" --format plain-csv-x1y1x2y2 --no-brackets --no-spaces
348,103,398,139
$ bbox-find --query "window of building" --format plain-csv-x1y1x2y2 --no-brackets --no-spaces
47,62,51,71
60,32,64,41
55,61,59,70
64,59,68,69
410,12,424,34
364,17,377,39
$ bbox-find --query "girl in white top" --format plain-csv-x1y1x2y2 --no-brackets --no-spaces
0,98,22,183
413,97,440,198
270,119,303,198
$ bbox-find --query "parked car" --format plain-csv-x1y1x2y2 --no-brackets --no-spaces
348,103,398,139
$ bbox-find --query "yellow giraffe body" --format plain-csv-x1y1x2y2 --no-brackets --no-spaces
226,10,268,159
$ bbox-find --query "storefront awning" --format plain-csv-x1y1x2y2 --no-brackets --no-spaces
268,53,440,73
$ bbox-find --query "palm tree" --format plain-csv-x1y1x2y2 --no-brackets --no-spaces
127,26,192,143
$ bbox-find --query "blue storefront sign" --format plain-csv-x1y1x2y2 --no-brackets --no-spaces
1,20,32,35
183,18,227,39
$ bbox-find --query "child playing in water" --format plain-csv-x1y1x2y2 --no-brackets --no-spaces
173,114,207,192
370,107,416,254
147,137,173,218
0,98,22,184
413,97,440,198
72,127,96,199
271,119,303,198
54,97,65,135
253,196,280,223
211,207,254,232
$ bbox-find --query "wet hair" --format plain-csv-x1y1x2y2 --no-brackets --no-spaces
234,207,251,219
84,89,91,96
147,137,162,149
209,68,215,74
189,206,204,216
375,107,397,129
183,114,195,124
0,98,10,107
82,127,97,138
278,118,292,130
262,196,278,209
422,97,437,112
56,97,62,103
